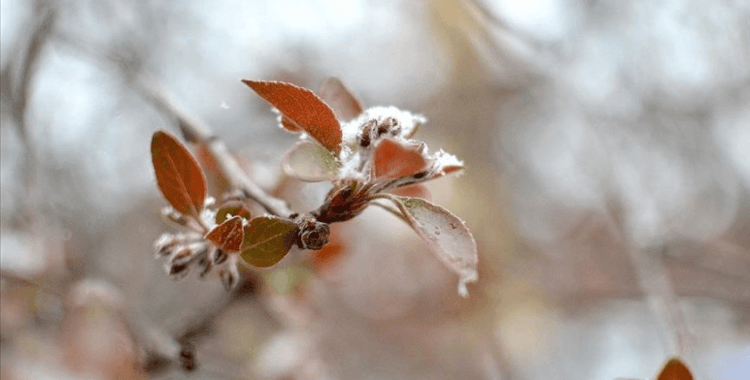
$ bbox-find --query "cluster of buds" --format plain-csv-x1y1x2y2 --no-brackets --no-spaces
311,106,464,224
153,199,240,290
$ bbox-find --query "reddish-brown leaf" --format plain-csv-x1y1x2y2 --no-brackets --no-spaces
390,184,431,200
195,144,231,195
243,80,342,153
317,77,364,122
373,138,428,179
151,131,207,217
389,196,478,297
282,140,341,182
240,216,298,268
205,216,244,252
657,358,693,380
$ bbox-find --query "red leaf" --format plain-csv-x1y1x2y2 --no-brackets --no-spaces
205,216,244,252
195,144,231,195
390,184,431,200
317,77,364,122
657,358,693,380
151,131,207,217
240,217,298,268
389,196,478,297
243,80,342,153
373,138,428,179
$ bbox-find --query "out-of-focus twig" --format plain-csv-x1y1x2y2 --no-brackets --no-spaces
7,2,55,136
0,269,65,298
602,212,694,357
53,29,294,218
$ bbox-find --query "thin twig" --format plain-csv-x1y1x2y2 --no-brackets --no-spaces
626,246,693,356
133,76,294,218
602,213,694,357
10,2,55,136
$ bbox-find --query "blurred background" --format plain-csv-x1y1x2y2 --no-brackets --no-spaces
1,0,749,379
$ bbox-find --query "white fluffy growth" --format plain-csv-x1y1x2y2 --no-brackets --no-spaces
341,106,427,145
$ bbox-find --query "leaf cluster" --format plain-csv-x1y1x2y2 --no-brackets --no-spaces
150,77,478,296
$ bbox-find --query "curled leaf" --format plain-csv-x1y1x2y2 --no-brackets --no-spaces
151,131,207,217
243,79,342,153
657,358,693,380
317,77,364,122
373,137,428,179
215,201,252,224
240,217,298,268
388,195,478,297
282,140,341,182
205,216,245,252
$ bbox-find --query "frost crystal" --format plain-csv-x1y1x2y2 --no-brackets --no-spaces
432,150,464,175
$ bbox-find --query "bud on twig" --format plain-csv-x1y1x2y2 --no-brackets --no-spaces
296,216,331,250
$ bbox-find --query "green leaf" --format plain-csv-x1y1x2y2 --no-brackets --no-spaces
388,195,478,297
150,131,207,217
240,217,298,268
282,140,341,182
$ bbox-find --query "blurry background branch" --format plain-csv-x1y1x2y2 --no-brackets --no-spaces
1,0,749,379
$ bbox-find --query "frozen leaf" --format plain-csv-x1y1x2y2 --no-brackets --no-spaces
243,80,342,153
241,217,298,268
657,358,693,380
205,216,245,252
373,138,428,179
317,77,364,122
215,201,252,224
151,131,207,217
282,140,341,182
389,196,478,297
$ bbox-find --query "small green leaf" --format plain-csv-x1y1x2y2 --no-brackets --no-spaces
240,217,298,268
388,195,478,297
282,140,341,182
